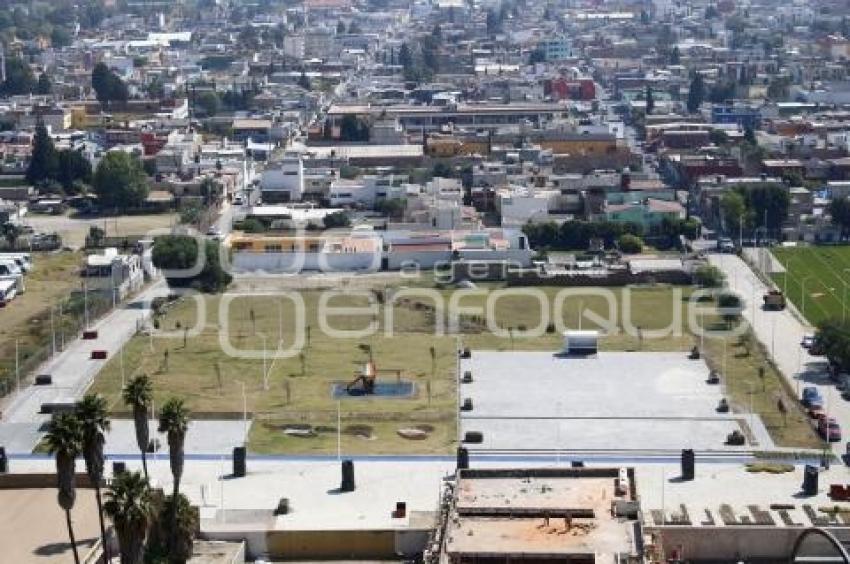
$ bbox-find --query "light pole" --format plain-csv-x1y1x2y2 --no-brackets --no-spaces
843,269,850,323
235,380,247,441
258,333,268,391
802,275,814,318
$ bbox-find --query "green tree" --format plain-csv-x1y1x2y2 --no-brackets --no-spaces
720,190,747,234
323,211,351,229
298,71,311,90
158,398,190,555
122,375,152,479
36,72,52,95
645,85,654,115
337,20,346,34
829,196,850,238
92,62,128,108
152,236,233,293
687,73,705,113
718,292,744,328
2,223,20,250
75,394,111,562
57,149,92,192
196,91,220,117
617,233,643,253
339,114,369,141
26,119,58,185
0,57,35,95
92,152,149,211
529,48,545,64
104,471,153,564
694,265,725,288
45,413,84,564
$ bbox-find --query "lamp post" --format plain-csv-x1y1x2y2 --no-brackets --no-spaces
802,275,814,318
258,333,268,391
235,380,247,441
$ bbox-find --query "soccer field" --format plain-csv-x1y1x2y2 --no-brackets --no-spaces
771,245,850,326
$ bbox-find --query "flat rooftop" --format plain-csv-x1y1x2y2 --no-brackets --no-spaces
445,468,639,559
0,487,101,563
460,351,773,452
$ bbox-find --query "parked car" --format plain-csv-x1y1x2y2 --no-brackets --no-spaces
801,335,815,349
717,237,735,253
802,386,824,407
819,417,842,442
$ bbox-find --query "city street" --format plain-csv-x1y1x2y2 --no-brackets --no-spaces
709,253,844,454
0,280,168,453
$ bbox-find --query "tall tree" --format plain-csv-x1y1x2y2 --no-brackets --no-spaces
645,85,655,115
104,471,153,564
36,72,52,95
687,73,705,114
0,57,36,95
92,152,149,211
75,394,111,562
57,149,93,193
830,196,850,239
122,375,153,479
298,71,310,90
45,413,84,564
91,62,111,107
158,398,190,554
26,118,59,186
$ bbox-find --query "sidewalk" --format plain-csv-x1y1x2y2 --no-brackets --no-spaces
708,253,844,453
0,280,168,453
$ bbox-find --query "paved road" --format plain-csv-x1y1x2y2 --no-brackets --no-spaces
709,253,845,453
0,280,168,453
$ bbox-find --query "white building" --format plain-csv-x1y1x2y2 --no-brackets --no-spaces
260,157,304,203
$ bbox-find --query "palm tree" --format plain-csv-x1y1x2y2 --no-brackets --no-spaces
44,413,84,564
161,493,199,563
75,394,111,561
122,375,152,479
104,471,153,564
158,397,190,555
157,398,190,499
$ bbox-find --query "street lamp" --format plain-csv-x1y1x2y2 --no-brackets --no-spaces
258,333,268,391
235,380,247,441
801,275,814,318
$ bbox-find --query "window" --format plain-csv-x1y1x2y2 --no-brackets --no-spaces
264,244,282,253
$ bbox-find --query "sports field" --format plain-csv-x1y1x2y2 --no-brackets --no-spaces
770,246,850,326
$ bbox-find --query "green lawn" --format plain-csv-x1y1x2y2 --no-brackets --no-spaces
87,284,822,453
771,246,850,325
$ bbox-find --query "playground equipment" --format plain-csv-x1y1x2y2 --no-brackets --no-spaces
345,360,405,396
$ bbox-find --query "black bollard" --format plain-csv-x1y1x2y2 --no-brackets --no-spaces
681,449,695,481
457,447,469,470
802,464,818,496
233,446,246,477
0,446,7,473
341,459,355,492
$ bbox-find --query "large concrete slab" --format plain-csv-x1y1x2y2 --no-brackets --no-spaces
460,351,772,452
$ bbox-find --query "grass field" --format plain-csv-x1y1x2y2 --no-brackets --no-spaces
87,283,823,453
771,246,850,326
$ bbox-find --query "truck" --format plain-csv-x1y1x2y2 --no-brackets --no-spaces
763,290,786,310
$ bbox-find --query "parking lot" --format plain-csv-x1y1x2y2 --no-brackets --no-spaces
459,351,774,452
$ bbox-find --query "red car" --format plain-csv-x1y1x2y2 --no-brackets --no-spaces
818,417,842,442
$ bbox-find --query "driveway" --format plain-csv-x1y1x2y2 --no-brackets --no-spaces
708,253,842,452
